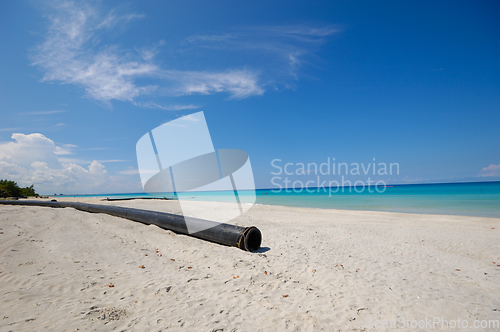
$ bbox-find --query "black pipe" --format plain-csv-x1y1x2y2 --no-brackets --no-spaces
0,200,262,252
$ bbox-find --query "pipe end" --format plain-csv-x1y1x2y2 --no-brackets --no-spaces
241,226,262,252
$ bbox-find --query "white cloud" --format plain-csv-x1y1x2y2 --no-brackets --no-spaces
0,161,27,181
32,0,264,104
0,133,61,169
0,133,140,194
88,160,107,175
479,164,500,177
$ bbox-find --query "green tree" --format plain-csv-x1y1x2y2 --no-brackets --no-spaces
0,180,38,197
20,184,38,197
0,180,21,197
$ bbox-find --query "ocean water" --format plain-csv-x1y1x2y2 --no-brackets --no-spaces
62,181,500,218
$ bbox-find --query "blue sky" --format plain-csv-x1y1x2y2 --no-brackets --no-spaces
0,0,499,194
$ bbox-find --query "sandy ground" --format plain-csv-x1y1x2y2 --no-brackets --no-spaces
0,197,499,331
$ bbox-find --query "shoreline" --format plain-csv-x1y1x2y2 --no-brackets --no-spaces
12,195,500,220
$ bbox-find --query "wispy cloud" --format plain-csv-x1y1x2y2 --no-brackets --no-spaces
57,157,129,164
162,69,264,99
133,101,199,111
54,146,73,155
136,40,165,61
57,156,91,164
248,25,340,39
80,147,109,151
24,110,66,115
187,33,236,43
178,114,200,121
119,167,140,175
187,25,340,80
32,1,157,104
0,127,23,132
32,1,264,105
96,11,145,29
97,159,130,163
32,1,337,106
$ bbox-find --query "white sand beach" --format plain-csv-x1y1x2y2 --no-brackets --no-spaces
0,198,499,331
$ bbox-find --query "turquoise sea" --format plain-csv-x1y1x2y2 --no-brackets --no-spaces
61,181,500,218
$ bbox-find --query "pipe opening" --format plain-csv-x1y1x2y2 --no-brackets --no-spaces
244,227,262,252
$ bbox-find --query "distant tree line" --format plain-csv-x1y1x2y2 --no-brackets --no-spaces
0,180,38,198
